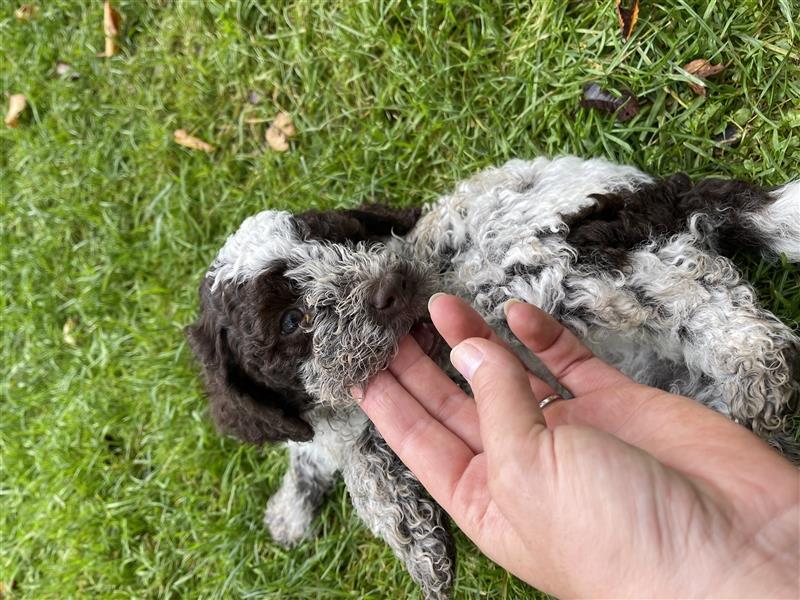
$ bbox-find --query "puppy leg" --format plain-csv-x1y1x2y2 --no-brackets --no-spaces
637,239,798,460
568,236,799,461
668,288,799,462
264,440,338,547
342,425,455,600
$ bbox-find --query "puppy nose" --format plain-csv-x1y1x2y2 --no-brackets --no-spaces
371,272,408,313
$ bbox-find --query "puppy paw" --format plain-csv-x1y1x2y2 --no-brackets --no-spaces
264,492,314,548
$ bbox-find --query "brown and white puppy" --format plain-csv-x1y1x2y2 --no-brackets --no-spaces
188,156,800,599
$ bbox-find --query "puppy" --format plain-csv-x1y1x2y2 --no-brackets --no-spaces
188,156,799,599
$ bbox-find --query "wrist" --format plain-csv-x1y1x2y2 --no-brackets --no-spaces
712,504,799,598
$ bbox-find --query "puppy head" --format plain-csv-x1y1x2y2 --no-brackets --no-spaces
187,204,435,444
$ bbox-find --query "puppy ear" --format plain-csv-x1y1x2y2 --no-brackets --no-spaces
186,304,313,445
296,203,421,243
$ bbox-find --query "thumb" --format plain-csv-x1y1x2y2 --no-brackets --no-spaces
451,338,547,465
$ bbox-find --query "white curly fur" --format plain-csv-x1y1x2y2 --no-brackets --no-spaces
204,155,799,599
747,181,800,261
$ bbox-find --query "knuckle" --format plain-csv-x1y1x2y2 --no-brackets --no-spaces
554,348,594,379
470,362,502,398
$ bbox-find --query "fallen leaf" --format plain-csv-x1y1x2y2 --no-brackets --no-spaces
266,127,289,151
711,123,742,146
682,59,726,96
103,0,121,57
14,4,38,19
266,111,297,152
174,129,215,152
615,0,640,40
104,0,120,37
274,111,296,136
62,319,77,346
684,59,726,79
4,94,27,128
55,61,80,80
687,82,706,96
580,83,639,122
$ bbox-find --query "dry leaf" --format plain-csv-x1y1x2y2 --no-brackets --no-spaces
104,0,120,37
174,129,215,152
103,0,121,57
0,579,18,599
683,59,726,96
580,83,639,122
104,38,118,57
615,0,640,40
687,81,707,96
273,112,296,137
15,3,38,19
684,59,726,79
4,94,27,128
266,127,289,151
62,319,77,346
266,112,297,152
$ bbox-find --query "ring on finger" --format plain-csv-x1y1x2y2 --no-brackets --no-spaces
538,393,565,410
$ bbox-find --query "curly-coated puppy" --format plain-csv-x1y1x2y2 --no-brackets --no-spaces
187,156,800,599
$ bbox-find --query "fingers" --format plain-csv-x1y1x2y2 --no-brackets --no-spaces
505,300,630,396
451,337,547,464
358,370,476,509
545,383,794,479
387,334,483,453
429,293,508,349
429,293,559,402
544,382,667,441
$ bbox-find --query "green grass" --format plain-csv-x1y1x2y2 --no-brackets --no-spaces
1,1,798,598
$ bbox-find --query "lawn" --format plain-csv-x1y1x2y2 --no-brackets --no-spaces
1,1,798,598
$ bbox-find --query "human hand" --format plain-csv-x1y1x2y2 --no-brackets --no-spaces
358,294,799,598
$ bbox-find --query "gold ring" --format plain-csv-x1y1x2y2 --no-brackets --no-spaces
538,394,564,409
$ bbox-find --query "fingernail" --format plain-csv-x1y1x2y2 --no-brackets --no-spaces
503,298,522,318
428,292,447,312
450,342,484,381
350,386,364,403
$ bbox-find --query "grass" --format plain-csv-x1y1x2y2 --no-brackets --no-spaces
1,1,798,598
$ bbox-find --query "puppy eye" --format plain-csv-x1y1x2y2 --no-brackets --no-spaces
280,308,305,335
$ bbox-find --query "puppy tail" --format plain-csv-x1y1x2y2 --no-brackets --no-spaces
747,181,800,262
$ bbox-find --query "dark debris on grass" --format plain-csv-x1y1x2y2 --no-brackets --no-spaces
2,1,799,598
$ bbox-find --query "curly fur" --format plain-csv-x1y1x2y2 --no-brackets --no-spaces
343,425,455,600
288,242,435,406
188,155,800,598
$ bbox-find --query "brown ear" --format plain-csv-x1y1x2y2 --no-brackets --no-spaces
295,203,421,243
186,294,313,445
